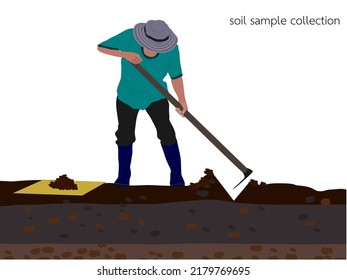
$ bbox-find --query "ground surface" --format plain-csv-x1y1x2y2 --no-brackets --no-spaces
0,169,346,259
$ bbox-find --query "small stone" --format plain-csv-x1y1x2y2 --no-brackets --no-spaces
59,234,69,239
139,195,147,201
23,206,32,212
250,245,262,252
321,247,333,255
23,225,36,233
172,251,184,259
68,213,79,221
214,252,224,259
62,252,72,258
305,196,316,203
47,217,61,224
89,250,101,258
304,219,315,226
41,247,54,254
77,248,87,255
185,223,199,230
228,225,236,230
238,207,249,215
115,253,127,259
290,247,297,252
150,230,160,237
117,213,131,220
202,227,210,232
124,197,133,203
196,190,209,198
108,247,115,252
31,248,41,255
228,231,241,238
320,198,331,207
80,223,86,227
95,224,103,229
298,214,308,220
285,254,298,259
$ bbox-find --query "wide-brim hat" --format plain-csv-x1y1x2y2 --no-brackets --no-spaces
134,20,178,53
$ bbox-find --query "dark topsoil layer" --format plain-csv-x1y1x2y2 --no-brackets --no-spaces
0,169,345,206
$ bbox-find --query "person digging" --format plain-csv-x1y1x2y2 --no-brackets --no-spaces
98,20,187,186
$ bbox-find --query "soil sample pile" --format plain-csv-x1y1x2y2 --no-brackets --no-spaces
49,175,78,191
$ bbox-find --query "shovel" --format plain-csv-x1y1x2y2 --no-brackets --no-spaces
133,63,252,189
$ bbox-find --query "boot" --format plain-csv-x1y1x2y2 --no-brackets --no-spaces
161,143,185,186
115,144,132,186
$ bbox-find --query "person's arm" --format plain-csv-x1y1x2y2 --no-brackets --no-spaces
171,77,188,116
97,46,142,64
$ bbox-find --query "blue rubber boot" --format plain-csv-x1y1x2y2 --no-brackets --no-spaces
162,143,185,186
115,144,132,186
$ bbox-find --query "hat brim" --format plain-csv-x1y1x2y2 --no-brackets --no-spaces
134,23,178,53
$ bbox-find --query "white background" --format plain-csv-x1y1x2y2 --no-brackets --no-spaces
0,0,346,197
0,0,346,278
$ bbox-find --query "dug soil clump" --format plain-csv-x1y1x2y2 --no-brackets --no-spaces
49,175,78,191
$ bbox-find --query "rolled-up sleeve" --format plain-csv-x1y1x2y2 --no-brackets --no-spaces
168,46,183,79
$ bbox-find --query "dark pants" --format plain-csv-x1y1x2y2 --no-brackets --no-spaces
116,98,177,146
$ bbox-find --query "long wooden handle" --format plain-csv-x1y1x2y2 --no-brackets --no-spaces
133,63,250,175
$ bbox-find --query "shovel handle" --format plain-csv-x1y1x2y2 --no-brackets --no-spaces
133,63,252,177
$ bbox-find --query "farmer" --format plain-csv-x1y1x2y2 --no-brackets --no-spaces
97,20,187,186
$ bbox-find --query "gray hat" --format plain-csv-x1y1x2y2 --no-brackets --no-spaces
134,20,178,53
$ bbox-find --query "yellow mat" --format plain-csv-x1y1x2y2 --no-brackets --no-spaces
14,180,104,196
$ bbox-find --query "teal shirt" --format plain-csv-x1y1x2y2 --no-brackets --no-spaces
98,29,183,110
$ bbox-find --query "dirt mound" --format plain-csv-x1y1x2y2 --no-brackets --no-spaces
49,175,78,191
235,179,346,205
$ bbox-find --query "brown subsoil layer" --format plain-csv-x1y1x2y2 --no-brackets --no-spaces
0,169,345,206
1,244,345,259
